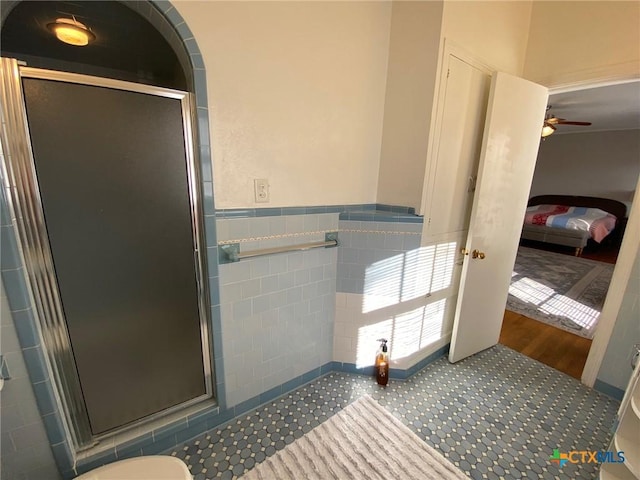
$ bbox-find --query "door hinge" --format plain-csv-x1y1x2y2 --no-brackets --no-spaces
447,68,450,78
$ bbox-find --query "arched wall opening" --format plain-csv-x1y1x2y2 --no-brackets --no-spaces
0,2,223,478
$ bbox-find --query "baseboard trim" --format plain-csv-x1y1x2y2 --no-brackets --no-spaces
593,379,625,401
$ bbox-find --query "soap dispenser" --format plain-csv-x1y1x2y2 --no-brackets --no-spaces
375,338,389,386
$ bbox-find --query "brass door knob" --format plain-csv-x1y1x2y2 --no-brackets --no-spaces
460,248,469,255
472,249,485,259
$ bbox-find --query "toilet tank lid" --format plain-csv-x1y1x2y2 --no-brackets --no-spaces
75,455,192,480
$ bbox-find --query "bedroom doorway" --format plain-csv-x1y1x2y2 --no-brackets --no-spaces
499,80,640,381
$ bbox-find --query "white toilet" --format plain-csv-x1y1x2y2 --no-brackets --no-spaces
74,455,192,480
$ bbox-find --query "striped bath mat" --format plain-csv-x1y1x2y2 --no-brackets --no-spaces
241,395,468,479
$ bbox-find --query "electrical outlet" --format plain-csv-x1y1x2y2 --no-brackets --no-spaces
254,178,269,203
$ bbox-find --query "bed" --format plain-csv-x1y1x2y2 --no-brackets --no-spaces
520,195,627,256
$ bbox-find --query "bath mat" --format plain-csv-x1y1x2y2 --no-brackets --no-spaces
506,246,614,339
240,395,468,479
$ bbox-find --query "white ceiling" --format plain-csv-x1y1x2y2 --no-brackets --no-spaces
547,80,640,135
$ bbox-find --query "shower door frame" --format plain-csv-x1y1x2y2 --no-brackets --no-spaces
0,58,215,450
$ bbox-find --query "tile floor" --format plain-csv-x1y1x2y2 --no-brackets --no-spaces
170,345,619,479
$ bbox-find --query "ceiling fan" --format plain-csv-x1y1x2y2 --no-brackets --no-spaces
542,106,592,137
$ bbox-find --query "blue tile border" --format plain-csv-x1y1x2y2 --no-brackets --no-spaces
1,224,22,270
21,346,49,383
339,211,423,223
331,346,449,380
393,345,450,379
174,420,208,445
11,308,40,349
216,203,423,224
593,379,625,401
42,412,67,446
154,348,449,449
51,442,74,472
376,204,416,214
31,380,58,416
2,267,33,312
186,404,219,427
142,433,179,456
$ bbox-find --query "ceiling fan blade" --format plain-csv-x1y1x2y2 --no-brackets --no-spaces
556,121,592,126
546,117,565,125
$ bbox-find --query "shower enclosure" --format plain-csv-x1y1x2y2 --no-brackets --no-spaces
0,58,214,449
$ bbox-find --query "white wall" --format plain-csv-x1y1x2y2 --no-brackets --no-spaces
377,1,534,213
441,1,533,75
174,1,392,209
597,244,640,392
376,1,443,211
524,1,640,88
530,130,640,210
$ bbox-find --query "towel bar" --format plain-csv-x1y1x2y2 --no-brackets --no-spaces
220,232,338,263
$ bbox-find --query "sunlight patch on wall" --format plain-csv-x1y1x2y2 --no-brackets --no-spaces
392,300,447,360
362,242,456,313
422,299,447,346
392,307,425,359
355,299,448,367
356,319,393,368
362,255,403,312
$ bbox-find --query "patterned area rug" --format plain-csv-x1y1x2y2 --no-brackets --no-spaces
506,247,614,339
240,395,468,480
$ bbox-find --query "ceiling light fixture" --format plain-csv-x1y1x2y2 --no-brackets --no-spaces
47,17,95,46
541,123,555,138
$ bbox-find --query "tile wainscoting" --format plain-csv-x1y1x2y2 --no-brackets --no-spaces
334,218,462,373
2,197,439,479
215,212,340,408
213,204,428,408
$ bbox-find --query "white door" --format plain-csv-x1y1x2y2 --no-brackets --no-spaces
425,55,490,237
449,72,548,363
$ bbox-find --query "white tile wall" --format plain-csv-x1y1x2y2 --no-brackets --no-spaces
1,282,61,480
217,214,339,407
333,292,454,370
334,221,459,370
336,221,423,295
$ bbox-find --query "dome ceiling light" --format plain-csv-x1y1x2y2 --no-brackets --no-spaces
47,17,95,46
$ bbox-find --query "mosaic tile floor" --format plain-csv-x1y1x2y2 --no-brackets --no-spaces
170,345,619,479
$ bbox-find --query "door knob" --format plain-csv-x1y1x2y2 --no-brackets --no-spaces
472,249,485,259
460,248,469,255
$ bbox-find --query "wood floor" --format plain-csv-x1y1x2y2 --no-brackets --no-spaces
499,310,592,380
499,239,620,380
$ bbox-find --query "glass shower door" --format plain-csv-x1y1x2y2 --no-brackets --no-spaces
1,60,213,445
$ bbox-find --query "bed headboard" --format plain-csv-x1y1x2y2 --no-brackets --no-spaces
527,195,627,220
